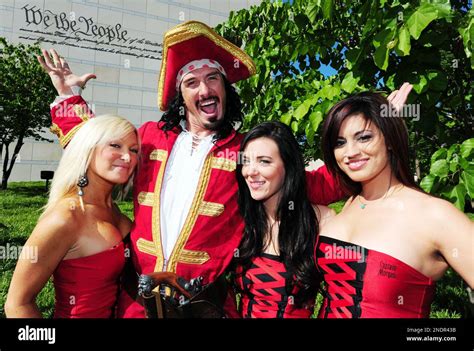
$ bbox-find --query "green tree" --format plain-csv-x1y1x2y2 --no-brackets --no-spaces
217,0,472,185
0,38,56,189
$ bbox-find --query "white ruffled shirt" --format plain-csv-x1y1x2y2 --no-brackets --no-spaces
160,121,215,263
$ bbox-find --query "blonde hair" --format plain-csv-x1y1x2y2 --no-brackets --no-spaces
42,115,139,217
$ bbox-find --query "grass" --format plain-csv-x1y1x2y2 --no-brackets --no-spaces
0,182,471,318
0,182,133,318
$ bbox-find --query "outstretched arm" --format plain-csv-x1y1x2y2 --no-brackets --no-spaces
432,199,474,288
306,165,345,205
38,49,96,147
37,48,96,96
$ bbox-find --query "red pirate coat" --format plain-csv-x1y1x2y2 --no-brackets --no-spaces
50,96,344,318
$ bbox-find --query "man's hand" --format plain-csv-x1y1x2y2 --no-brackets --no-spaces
37,48,96,96
387,82,413,112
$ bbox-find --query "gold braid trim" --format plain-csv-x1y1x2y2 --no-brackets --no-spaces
73,105,92,121
56,121,88,148
211,157,236,172
137,192,154,206
177,249,210,265
136,238,158,257
150,149,168,271
135,150,169,271
149,149,167,161
50,123,64,140
198,201,224,217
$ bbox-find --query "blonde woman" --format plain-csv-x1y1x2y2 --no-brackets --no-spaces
5,115,139,318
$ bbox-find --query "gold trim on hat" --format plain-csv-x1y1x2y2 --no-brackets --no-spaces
158,20,257,111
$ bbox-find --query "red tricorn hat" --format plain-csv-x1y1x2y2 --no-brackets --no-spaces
158,20,256,111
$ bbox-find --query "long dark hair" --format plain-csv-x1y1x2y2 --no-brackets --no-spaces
235,121,320,306
321,92,420,196
160,75,243,141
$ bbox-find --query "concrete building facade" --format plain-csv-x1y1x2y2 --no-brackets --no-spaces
0,0,261,181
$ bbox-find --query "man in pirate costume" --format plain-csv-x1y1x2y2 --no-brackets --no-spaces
38,21,344,318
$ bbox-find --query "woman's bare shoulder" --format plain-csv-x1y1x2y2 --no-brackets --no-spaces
312,204,337,224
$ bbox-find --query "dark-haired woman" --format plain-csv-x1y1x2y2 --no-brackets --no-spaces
317,92,473,318
234,122,334,318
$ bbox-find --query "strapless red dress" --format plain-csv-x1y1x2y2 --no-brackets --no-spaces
315,236,436,318
235,253,313,318
53,241,126,318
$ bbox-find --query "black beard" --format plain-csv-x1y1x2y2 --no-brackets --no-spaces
203,117,225,131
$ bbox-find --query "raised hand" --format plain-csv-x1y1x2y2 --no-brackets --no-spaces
387,82,413,112
37,48,96,96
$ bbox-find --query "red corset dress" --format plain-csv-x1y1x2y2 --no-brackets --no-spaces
235,253,313,318
53,241,126,318
315,236,436,318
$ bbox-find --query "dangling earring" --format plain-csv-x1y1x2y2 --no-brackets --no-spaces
77,174,88,211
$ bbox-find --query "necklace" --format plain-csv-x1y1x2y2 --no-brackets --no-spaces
357,195,368,209
357,179,403,209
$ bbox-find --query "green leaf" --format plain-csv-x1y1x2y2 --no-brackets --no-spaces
447,143,459,161
385,74,396,90
441,184,466,211
293,98,314,120
430,147,447,163
319,84,340,100
309,110,324,131
458,157,470,170
427,70,447,91
307,2,319,24
291,121,299,133
341,72,360,93
461,166,474,198
420,174,436,193
449,155,459,173
407,4,438,40
280,111,292,125
397,25,411,56
373,29,395,70
322,0,334,20
460,138,474,158
412,74,429,94
305,122,315,145
345,48,363,70
428,0,452,20
374,45,390,70
459,17,473,68
430,159,448,178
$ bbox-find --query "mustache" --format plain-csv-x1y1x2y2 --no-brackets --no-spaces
196,96,219,107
